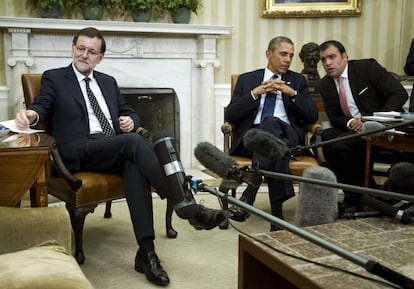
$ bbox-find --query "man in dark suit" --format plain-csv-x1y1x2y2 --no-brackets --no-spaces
225,36,318,230
404,38,414,112
318,40,408,213
15,27,225,287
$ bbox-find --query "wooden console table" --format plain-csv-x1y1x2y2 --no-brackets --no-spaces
364,134,414,187
238,218,414,289
0,133,55,207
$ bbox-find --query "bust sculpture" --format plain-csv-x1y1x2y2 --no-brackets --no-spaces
299,42,320,89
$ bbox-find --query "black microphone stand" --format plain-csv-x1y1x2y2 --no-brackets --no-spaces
289,119,414,155
250,167,414,203
197,181,414,289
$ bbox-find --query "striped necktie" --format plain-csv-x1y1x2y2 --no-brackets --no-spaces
84,77,115,137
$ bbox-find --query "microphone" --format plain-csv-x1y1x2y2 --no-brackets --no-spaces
243,128,289,160
362,195,413,224
289,118,414,154
388,162,414,195
362,120,408,136
361,121,385,137
194,142,249,184
197,181,414,289
194,141,414,203
295,166,338,227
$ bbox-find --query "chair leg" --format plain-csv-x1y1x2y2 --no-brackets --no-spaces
165,200,177,238
66,203,96,265
104,201,112,218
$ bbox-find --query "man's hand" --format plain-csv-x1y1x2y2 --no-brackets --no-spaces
118,116,134,132
15,109,38,130
252,79,296,98
349,117,363,133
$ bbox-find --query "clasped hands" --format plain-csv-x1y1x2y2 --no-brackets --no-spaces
252,78,296,98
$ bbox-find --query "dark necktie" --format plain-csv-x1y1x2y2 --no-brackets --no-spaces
261,74,278,121
84,77,115,137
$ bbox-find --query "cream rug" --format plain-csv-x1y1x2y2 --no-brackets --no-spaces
79,185,299,289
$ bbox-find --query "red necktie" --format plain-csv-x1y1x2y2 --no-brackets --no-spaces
338,77,352,117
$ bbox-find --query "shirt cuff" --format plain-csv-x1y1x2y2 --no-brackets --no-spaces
30,112,40,127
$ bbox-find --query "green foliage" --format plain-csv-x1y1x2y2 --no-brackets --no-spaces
157,0,202,14
26,0,65,10
123,0,156,11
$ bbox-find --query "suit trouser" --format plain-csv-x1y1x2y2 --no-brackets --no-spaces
245,117,300,217
77,133,169,243
321,128,365,206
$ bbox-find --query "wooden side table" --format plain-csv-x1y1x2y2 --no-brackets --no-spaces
238,218,414,289
364,134,414,187
0,133,55,207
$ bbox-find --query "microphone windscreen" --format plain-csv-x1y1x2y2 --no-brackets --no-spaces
194,142,238,179
243,128,288,160
388,162,414,195
295,166,338,227
362,195,412,224
362,121,385,137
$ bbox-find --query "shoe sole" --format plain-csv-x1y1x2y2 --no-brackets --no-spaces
134,264,169,286
190,215,226,230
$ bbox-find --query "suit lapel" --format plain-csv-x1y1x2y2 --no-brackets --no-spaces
64,66,87,112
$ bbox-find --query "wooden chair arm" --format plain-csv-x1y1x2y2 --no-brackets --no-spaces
136,126,150,139
305,123,322,134
221,122,235,154
51,143,83,192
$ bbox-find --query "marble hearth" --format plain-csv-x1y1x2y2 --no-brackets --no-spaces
0,17,231,168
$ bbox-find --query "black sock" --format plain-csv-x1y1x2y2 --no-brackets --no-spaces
138,237,155,253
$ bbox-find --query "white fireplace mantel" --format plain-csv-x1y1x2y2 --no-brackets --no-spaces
0,16,232,168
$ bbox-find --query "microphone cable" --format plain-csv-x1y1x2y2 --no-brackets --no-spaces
225,217,401,289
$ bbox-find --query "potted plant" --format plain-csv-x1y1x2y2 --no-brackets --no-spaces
123,0,155,22
69,0,123,20
158,0,202,23
26,0,66,18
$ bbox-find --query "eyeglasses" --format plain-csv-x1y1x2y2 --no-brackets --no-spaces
74,45,101,58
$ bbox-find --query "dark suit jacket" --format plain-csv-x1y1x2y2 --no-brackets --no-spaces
404,38,414,76
29,65,140,172
318,59,408,131
225,69,318,155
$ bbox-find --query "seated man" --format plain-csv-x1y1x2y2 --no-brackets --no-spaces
15,27,225,287
404,37,414,112
317,40,408,213
225,36,318,230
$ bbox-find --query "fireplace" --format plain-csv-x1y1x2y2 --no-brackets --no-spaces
0,17,231,168
121,87,180,152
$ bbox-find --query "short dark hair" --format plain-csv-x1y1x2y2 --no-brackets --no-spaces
267,36,294,51
318,40,346,54
72,27,106,54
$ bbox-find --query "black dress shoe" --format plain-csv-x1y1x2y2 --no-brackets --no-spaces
188,205,226,230
228,205,249,222
135,250,169,286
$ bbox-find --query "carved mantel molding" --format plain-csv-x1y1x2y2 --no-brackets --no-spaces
0,17,232,168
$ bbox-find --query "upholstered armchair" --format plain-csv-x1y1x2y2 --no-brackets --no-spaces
21,73,177,265
218,74,323,227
